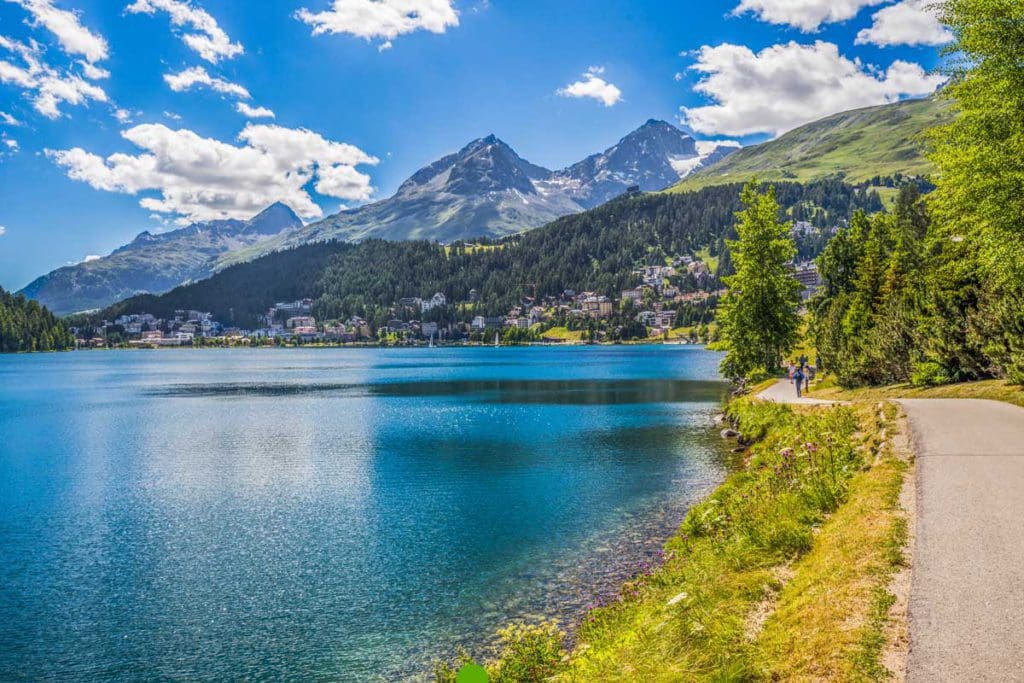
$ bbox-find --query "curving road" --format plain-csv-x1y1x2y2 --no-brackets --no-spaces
900,399,1024,682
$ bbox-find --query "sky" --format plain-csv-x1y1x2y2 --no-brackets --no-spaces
0,0,950,290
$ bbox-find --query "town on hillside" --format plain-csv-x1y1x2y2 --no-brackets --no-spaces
70,251,824,348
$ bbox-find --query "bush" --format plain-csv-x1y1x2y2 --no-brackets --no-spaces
911,360,951,387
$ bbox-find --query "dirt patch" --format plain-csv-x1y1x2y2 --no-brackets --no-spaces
881,407,916,681
744,563,796,642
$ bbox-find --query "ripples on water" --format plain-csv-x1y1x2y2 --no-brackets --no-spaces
0,347,731,681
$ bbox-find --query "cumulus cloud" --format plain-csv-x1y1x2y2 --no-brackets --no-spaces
296,0,459,49
0,35,108,118
856,0,953,47
3,136,18,150
680,41,946,137
164,66,250,99
125,0,243,63
7,0,109,65
732,0,886,31
0,110,22,125
557,66,622,107
235,102,275,119
0,226,6,236
48,123,379,223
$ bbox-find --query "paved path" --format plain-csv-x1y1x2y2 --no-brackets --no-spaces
900,399,1024,682
758,378,836,405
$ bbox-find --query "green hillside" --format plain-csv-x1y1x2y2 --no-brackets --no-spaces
670,96,952,192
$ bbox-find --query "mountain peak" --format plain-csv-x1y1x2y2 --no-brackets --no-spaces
246,201,303,235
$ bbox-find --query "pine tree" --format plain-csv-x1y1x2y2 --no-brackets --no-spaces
718,182,802,378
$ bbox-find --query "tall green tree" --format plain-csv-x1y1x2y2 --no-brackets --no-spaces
925,0,1024,381
718,182,802,378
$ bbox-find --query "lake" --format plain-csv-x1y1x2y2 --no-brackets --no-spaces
0,346,731,681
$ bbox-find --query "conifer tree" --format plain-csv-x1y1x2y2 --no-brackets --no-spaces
718,182,802,378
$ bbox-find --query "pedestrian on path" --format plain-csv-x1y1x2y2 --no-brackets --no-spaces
793,366,805,397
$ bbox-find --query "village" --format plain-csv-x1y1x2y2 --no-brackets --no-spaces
73,254,822,348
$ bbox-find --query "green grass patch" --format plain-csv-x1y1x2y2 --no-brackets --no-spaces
814,378,1024,410
539,326,584,342
695,247,719,274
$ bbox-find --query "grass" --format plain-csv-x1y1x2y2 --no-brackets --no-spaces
668,96,952,193
753,402,909,681
539,326,585,342
437,396,912,681
695,248,719,274
813,377,1024,410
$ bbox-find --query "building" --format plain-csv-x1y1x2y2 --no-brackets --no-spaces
793,262,822,301
422,292,448,312
421,322,439,339
286,316,316,329
580,295,613,319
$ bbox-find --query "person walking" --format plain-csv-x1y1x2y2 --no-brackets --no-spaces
793,365,805,398
803,364,811,395
787,361,796,383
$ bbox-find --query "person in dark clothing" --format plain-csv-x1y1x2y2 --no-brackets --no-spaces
793,366,805,397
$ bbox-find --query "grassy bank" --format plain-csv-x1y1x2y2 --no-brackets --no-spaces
813,378,1024,410
437,396,911,681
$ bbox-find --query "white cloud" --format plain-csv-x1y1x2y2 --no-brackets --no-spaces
235,102,275,119
7,0,109,65
163,110,182,120
164,66,250,99
48,123,379,223
856,0,953,47
0,110,21,125
114,107,141,123
732,0,886,31
3,137,18,150
0,226,6,236
125,0,243,63
680,41,946,137
78,59,109,79
82,254,100,262
296,0,459,49
0,35,108,118
557,66,622,107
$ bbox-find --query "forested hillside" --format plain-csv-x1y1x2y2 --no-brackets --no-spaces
97,180,881,328
0,288,74,352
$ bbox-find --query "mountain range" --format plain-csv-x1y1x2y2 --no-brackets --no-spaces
19,203,302,315
22,120,734,314
20,96,947,316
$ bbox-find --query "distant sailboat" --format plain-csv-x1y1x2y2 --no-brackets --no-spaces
429,332,435,348
494,332,500,348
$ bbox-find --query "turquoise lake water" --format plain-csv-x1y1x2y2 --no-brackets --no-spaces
0,346,731,681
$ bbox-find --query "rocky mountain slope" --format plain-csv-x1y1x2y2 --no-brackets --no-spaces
20,203,302,315
245,121,731,251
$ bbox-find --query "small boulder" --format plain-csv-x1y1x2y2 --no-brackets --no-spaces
720,428,739,439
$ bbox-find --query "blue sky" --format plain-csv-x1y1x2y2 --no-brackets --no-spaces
0,0,949,290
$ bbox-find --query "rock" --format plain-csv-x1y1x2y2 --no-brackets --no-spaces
731,446,746,453
713,413,727,424
721,428,739,439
